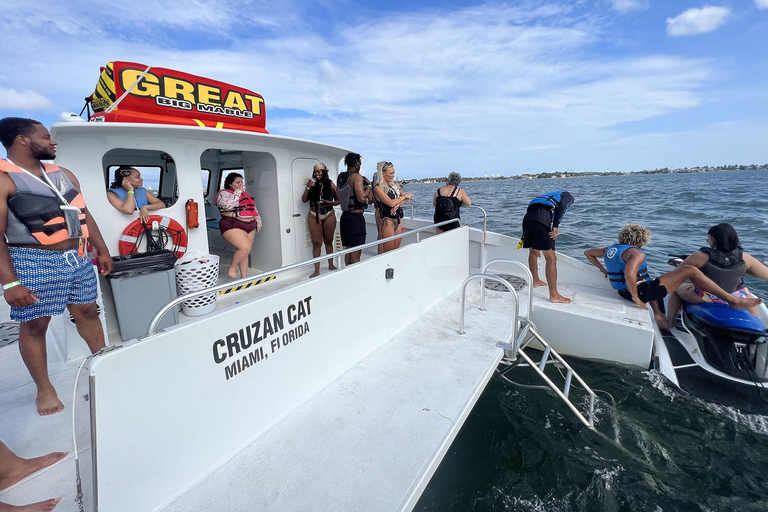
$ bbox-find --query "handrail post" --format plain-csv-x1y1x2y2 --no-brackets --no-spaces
481,259,535,318
458,273,520,360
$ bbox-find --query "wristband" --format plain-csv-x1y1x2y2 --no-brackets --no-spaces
127,190,135,194
3,281,21,290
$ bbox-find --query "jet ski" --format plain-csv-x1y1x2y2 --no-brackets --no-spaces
653,257,768,414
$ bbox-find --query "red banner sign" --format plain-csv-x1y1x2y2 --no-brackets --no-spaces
89,61,268,133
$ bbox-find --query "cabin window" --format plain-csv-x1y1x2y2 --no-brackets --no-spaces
103,149,178,208
219,168,244,190
107,165,162,195
201,169,211,196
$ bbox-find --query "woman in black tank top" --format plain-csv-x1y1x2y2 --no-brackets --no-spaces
663,222,768,327
433,172,471,233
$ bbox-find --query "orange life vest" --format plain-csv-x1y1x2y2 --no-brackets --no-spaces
0,159,89,245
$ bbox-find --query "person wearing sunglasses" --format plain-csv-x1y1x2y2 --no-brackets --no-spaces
372,161,412,253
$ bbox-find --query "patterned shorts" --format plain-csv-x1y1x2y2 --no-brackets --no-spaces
9,246,98,322
694,286,751,305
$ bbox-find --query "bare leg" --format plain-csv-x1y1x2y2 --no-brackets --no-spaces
238,231,255,278
348,250,362,264
308,215,323,277
222,228,253,279
647,300,668,329
376,212,384,255
321,215,337,270
67,303,105,353
528,249,546,288
0,499,61,511
380,219,400,253
543,249,571,304
662,282,700,329
0,440,67,491
658,265,762,310
18,317,63,416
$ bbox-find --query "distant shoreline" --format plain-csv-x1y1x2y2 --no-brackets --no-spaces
411,165,767,183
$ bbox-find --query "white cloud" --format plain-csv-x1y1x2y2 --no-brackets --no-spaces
609,0,650,14
0,87,52,110
0,1,747,177
756,0,768,9
666,6,731,36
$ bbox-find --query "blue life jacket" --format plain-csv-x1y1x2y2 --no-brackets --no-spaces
109,186,149,209
528,191,566,209
604,244,651,291
528,190,570,225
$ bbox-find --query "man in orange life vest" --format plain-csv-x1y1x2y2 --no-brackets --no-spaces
0,117,113,416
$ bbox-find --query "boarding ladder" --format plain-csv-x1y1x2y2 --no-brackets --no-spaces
458,259,596,429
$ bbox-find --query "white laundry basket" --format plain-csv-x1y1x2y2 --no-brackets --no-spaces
174,251,220,316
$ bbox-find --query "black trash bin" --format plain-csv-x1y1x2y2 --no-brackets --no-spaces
106,250,179,340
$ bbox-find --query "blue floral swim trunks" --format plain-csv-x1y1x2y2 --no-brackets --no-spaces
8,246,98,322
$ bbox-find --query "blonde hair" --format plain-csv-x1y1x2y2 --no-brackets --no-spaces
376,160,395,195
618,224,651,247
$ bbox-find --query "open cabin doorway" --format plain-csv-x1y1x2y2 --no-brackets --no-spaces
201,149,278,280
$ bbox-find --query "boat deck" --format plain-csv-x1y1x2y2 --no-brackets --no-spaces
162,281,507,512
0,278,510,511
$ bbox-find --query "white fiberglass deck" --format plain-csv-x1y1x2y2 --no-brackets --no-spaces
163,282,508,511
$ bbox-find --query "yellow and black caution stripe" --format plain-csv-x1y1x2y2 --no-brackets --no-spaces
91,62,117,112
219,274,276,295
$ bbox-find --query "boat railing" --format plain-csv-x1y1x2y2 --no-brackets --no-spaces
144,218,463,338
458,265,596,429
405,203,487,268
406,202,487,239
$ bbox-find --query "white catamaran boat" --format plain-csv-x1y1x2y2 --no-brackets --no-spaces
1,62,663,511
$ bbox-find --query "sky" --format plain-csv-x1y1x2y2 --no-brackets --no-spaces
1,0,767,179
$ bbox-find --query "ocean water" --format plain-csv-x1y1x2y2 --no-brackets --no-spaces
402,170,768,512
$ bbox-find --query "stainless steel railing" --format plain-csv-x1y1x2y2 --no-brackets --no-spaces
144,217,463,337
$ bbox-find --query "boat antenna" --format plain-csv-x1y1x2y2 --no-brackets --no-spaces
104,65,152,114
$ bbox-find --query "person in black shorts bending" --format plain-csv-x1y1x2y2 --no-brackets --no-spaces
521,190,574,303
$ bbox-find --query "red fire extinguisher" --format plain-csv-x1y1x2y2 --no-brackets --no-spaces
185,199,199,229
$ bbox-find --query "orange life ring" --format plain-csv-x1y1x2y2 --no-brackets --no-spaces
118,215,188,259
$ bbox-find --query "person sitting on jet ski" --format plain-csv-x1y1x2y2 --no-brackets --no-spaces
584,224,762,328
662,222,768,328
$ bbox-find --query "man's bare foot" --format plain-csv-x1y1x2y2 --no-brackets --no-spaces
36,391,64,416
729,296,763,309
549,294,572,304
533,279,547,288
328,264,337,271
654,313,670,331
0,498,61,511
227,268,237,279
0,451,67,490
309,271,320,278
